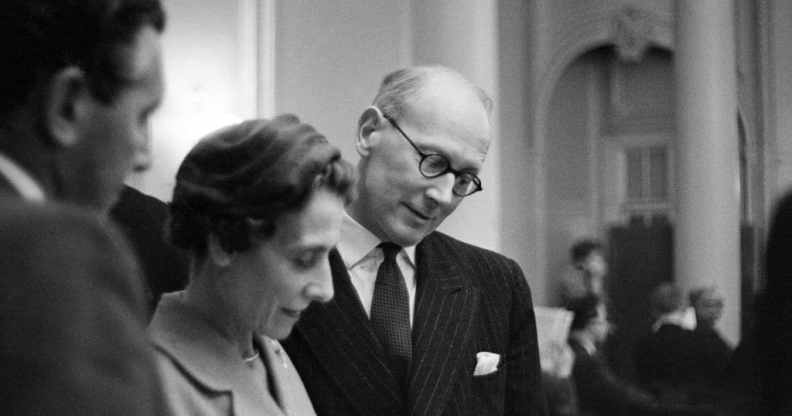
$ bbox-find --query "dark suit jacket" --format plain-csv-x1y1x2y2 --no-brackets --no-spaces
283,231,547,416
110,185,189,318
634,323,699,399
568,338,660,416
0,199,165,415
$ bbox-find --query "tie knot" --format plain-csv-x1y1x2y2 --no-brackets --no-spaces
378,242,401,261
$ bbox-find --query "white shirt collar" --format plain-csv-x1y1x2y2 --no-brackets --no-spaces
652,307,697,332
0,153,45,202
337,212,416,267
569,331,597,356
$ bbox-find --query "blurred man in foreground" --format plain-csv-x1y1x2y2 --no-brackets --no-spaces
0,1,167,414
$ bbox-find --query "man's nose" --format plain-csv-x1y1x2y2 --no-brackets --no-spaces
132,147,152,173
132,128,152,173
425,172,456,206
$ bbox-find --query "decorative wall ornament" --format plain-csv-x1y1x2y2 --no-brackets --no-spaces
612,6,655,63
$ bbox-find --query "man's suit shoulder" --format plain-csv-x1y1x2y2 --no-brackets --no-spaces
421,232,532,306
425,231,518,265
423,231,524,278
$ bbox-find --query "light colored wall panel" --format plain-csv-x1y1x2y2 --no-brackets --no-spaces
274,0,410,160
129,0,267,200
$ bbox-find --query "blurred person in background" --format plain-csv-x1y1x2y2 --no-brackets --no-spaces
560,239,608,307
633,282,700,405
541,340,579,416
567,295,664,416
149,115,355,415
687,286,732,401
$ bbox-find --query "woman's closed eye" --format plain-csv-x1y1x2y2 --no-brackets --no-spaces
292,248,326,270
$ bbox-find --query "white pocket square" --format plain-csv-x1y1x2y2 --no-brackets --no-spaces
473,351,500,376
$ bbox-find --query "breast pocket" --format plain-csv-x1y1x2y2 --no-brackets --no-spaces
470,369,505,415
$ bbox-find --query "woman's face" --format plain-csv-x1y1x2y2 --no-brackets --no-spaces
231,188,345,340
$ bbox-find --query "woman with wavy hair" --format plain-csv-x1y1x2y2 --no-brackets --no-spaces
149,115,355,415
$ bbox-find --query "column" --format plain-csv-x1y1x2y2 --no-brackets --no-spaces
410,0,501,252
674,0,741,343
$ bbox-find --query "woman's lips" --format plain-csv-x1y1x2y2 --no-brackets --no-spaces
281,308,303,318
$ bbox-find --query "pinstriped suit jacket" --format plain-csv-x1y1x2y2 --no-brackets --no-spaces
283,231,548,416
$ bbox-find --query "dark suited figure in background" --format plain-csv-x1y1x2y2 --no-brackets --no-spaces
566,295,662,416
687,286,732,402
283,66,547,416
0,201,165,415
634,282,698,402
560,239,608,307
111,185,189,316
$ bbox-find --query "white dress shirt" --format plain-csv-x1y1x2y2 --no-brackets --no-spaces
0,152,45,202
336,213,417,327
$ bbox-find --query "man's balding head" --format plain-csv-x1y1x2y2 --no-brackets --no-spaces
371,66,493,123
350,66,492,246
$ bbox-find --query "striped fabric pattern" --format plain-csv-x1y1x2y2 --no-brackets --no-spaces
283,231,548,416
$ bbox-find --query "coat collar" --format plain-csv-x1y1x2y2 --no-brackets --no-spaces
0,153,45,202
149,292,300,416
293,232,478,416
337,212,416,268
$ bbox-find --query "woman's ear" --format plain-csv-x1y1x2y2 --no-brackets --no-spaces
355,106,385,157
207,233,234,267
44,67,91,148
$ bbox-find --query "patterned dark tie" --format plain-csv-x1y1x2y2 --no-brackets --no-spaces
370,242,412,390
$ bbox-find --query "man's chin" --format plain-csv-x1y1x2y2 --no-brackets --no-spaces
387,221,432,246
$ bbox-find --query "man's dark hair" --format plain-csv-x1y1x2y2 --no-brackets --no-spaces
649,282,684,318
570,238,603,264
0,0,165,118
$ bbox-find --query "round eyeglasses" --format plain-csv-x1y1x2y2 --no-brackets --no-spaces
382,114,483,197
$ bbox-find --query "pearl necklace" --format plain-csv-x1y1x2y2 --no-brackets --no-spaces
243,350,260,363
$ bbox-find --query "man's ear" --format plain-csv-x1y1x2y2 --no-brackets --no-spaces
44,67,92,148
207,233,234,267
355,106,386,157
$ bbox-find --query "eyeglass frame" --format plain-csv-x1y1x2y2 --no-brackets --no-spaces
380,112,483,197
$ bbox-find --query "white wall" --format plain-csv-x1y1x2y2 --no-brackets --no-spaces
763,0,792,203
128,0,261,200
545,56,600,303
274,0,410,161
498,0,546,302
410,1,501,252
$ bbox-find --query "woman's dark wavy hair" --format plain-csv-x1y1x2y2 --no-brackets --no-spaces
168,114,355,257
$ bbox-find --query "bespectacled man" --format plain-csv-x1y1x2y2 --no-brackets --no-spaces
284,65,548,416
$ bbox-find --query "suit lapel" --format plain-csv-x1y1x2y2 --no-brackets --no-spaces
0,171,20,198
408,234,478,416
294,249,404,415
